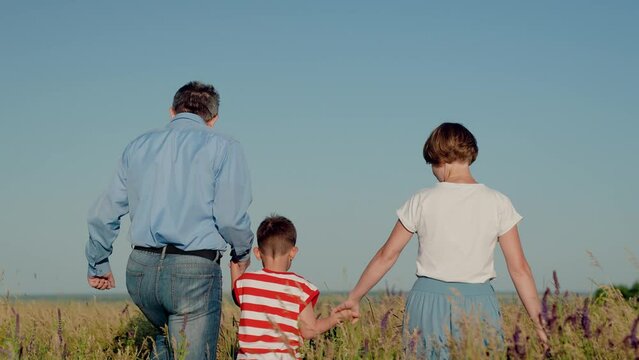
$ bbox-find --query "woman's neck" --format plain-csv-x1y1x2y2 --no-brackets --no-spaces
442,163,477,184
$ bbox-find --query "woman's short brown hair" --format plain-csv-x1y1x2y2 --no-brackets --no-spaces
423,123,478,165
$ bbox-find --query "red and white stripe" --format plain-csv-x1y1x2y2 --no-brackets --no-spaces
233,269,319,360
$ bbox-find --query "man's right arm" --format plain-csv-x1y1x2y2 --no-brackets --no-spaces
212,141,254,264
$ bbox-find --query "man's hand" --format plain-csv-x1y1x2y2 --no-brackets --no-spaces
230,258,250,284
88,272,115,290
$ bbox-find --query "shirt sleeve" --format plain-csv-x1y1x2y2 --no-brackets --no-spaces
396,194,419,233
302,288,320,310
498,194,523,236
86,150,130,277
212,141,254,262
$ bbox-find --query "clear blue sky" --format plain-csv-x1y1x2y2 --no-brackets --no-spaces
1,1,637,296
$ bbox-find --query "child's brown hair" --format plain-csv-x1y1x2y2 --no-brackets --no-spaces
423,122,478,165
256,215,297,258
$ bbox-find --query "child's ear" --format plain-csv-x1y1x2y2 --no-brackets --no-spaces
253,247,262,260
289,246,299,260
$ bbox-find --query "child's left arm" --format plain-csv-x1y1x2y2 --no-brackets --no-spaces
298,304,351,339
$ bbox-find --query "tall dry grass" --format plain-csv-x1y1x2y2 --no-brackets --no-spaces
1,276,638,359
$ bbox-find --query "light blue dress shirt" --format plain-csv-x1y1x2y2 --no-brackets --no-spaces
86,113,254,276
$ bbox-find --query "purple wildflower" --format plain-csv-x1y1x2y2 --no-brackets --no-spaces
362,338,370,355
381,310,391,333
548,303,558,331
541,288,550,325
624,316,639,350
407,330,421,354
511,325,526,359
552,271,560,296
408,337,416,353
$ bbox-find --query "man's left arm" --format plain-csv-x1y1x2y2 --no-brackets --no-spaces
212,141,254,266
85,151,129,289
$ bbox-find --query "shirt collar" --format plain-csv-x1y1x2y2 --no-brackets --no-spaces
169,112,207,127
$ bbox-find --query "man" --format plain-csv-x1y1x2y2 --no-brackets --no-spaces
85,81,253,359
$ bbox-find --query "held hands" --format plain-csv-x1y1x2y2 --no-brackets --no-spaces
87,272,115,290
230,258,251,284
330,307,354,324
334,298,361,324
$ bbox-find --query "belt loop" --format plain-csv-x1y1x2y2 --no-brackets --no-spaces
161,246,167,260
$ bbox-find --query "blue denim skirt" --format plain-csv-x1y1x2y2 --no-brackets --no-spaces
403,277,502,359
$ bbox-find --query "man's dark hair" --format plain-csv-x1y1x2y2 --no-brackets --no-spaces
257,215,297,258
172,81,220,121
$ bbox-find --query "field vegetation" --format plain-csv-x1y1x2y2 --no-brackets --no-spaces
1,273,638,359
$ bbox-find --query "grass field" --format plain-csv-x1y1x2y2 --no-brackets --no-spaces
1,283,638,359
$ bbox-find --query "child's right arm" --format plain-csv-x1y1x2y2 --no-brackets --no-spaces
298,304,352,339
499,225,548,345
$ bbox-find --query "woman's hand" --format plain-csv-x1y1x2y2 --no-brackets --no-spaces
334,298,361,323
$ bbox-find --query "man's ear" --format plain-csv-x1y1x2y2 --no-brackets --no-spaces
206,114,219,128
253,247,262,260
169,107,177,118
289,246,299,260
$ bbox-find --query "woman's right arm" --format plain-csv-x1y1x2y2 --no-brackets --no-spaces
337,220,414,317
499,225,548,344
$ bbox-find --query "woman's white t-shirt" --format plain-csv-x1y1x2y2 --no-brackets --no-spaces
396,182,522,283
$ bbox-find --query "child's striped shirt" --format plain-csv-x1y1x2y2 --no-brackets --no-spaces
233,269,320,360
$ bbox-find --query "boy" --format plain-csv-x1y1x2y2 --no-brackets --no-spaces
231,215,351,359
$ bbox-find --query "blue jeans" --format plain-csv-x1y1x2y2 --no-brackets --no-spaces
126,249,223,360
